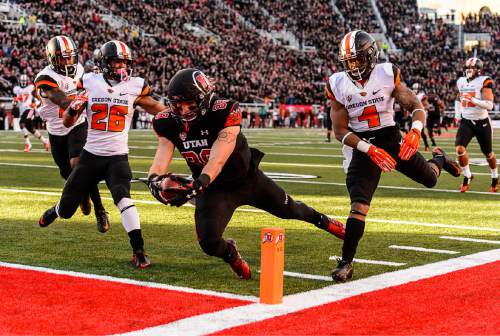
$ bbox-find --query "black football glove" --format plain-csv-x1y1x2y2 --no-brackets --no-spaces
164,174,210,207
146,173,171,205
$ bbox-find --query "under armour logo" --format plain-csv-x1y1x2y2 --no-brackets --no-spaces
200,130,209,135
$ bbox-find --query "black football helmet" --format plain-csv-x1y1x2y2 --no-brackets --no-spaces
338,30,379,81
167,68,215,123
96,40,133,82
464,57,483,80
19,74,29,88
46,35,79,78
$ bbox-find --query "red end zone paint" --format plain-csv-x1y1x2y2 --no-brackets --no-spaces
0,266,251,335
215,261,500,335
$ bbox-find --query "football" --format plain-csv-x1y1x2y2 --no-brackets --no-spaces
160,175,192,200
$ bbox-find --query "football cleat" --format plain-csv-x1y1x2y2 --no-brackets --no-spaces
331,259,353,282
80,195,91,216
460,175,473,192
132,250,151,269
432,147,461,177
95,209,110,233
490,178,498,192
39,206,58,227
227,239,251,279
320,215,345,240
24,143,32,152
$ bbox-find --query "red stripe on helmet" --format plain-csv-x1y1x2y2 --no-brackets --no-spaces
345,32,352,58
60,36,72,55
119,41,129,59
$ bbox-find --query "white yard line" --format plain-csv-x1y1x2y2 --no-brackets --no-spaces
329,256,406,266
117,249,500,336
389,245,460,254
0,261,257,302
1,187,500,233
282,271,333,282
440,236,500,245
1,161,498,194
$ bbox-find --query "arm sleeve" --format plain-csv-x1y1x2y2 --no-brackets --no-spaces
224,102,242,128
483,77,494,89
34,75,58,90
392,64,401,86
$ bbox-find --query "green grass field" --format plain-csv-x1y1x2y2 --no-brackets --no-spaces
0,128,498,297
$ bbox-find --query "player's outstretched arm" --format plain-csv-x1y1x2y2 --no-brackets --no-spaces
40,86,73,110
331,100,396,172
148,133,175,178
135,95,167,115
393,83,425,160
201,125,240,182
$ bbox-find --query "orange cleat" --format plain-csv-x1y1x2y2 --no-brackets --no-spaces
490,178,498,192
24,143,32,152
460,175,473,192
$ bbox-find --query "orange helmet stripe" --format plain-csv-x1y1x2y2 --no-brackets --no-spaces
345,32,352,58
119,41,129,59
59,36,72,54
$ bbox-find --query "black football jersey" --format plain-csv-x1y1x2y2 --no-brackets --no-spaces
153,97,262,188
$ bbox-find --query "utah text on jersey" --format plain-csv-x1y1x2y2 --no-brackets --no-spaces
34,64,86,135
326,63,399,132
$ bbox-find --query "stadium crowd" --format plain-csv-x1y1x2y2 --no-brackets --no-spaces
1,0,499,109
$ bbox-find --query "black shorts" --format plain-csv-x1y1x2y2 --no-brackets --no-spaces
455,118,493,156
194,169,307,242
345,126,437,205
427,116,440,130
20,110,35,133
57,150,132,218
49,122,87,178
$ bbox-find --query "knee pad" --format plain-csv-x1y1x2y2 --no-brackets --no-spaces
199,238,226,258
422,172,438,188
55,202,76,219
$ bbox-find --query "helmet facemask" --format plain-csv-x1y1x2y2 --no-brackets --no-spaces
464,58,482,80
51,52,78,78
20,75,29,88
339,44,378,81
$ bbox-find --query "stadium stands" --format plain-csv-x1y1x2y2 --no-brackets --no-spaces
1,0,498,109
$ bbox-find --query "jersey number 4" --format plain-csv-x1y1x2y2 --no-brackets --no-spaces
91,104,128,132
358,105,380,128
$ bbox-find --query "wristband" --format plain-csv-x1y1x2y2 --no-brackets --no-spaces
356,140,371,153
341,131,353,145
196,173,211,188
470,97,494,110
411,120,423,132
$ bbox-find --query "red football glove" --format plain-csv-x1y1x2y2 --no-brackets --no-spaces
68,90,88,112
399,128,421,161
367,145,396,172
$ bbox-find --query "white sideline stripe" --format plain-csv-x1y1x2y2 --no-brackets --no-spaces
389,245,460,254
0,261,258,302
256,270,333,282
1,161,498,196
440,236,500,244
1,188,500,233
329,256,406,266
117,249,500,336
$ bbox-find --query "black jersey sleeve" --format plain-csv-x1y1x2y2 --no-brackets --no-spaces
211,99,242,129
152,111,179,142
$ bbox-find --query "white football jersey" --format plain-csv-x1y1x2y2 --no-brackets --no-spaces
82,73,148,156
13,84,35,114
456,75,493,120
326,63,397,132
34,64,86,136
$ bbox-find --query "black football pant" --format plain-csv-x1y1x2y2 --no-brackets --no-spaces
56,150,132,219
194,169,321,262
346,126,441,206
49,124,103,211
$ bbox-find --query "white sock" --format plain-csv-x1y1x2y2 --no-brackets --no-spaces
33,130,48,144
462,165,472,178
117,198,141,232
492,168,498,179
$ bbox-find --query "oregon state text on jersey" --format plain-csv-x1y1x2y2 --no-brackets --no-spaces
34,64,86,136
13,84,35,115
81,73,149,156
326,63,399,132
153,97,257,187
456,75,494,120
